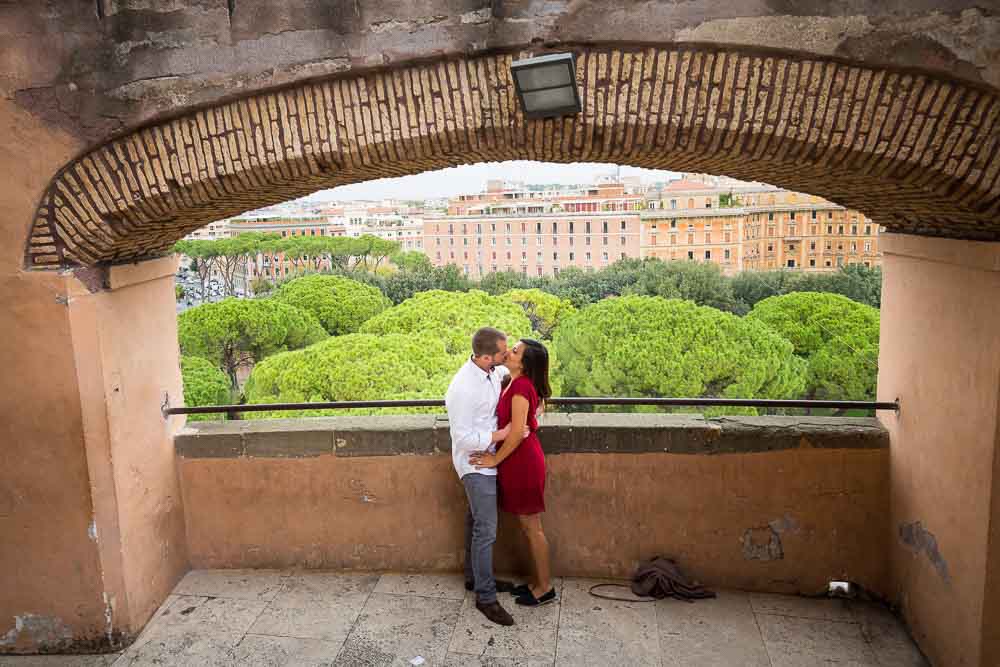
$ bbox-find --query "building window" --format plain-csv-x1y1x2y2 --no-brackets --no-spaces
522,251,527,260
839,225,845,235
536,222,542,234
705,232,712,243
790,211,796,221
586,252,592,262
620,236,626,245
552,222,558,234
864,240,872,252
768,212,774,221
724,248,731,260
687,251,694,260
705,250,712,260
787,259,796,268
602,252,609,262
569,222,575,234
810,259,816,267
865,224,872,235
670,234,677,245
569,252,575,261
506,223,511,233
492,251,497,260
811,210,817,219
810,241,816,251
491,238,496,246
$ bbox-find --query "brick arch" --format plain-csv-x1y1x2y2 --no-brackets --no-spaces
25,45,1000,269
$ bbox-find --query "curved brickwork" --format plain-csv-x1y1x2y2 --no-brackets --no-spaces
26,45,1000,268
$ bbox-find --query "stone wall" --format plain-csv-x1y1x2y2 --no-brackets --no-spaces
175,414,891,596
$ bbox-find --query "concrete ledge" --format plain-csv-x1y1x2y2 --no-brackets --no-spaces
174,414,888,458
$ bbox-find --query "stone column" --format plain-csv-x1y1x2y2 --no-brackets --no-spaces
877,233,1000,667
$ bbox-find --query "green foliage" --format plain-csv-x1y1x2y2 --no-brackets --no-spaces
479,270,535,296
273,274,391,335
243,333,456,416
360,290,533,354
627,260,745,314
178,298,327,387
391,251,433,272
747,292,879,401
732,264,882,310
175,284,186,301
502,289,577,338
180,355,232,421
553,296,805,414
250,277,274,296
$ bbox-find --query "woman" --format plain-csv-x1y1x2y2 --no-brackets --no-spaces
470,338,555,607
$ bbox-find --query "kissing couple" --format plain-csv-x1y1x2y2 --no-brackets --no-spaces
444,327,555,626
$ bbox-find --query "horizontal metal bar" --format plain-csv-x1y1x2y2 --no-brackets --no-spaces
165,397,899,416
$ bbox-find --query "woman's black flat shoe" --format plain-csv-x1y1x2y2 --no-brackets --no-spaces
509,584,531,597
515,588,556,606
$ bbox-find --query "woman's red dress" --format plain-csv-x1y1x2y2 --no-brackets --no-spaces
496,375,546,514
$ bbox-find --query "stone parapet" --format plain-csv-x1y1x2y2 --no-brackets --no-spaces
175,414,888,458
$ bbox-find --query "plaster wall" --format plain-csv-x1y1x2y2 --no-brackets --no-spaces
878,233,1000,667
0,99,188,653
176,416,891,597
0,99,109,652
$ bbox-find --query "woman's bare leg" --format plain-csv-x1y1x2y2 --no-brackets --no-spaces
517,513,552,597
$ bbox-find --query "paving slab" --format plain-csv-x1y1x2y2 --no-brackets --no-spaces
554,578,659,666
249,573,379,644
749,592,855,622
335,593,462,666
657,589,770,667
0,657,119,666
113,595,267,666
373,574,467,601
171,569,290,602
850,602,929,667
442,654,553,666
447,580,563,661
234,635,341,666
757,613,878,667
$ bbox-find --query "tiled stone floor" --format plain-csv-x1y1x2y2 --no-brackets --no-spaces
1,570,928,666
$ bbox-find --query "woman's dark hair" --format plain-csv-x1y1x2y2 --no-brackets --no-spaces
519,338,552,401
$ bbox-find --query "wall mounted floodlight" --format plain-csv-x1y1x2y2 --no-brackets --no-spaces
510,52,582,119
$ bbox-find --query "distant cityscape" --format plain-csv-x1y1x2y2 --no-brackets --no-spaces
178,172,881,305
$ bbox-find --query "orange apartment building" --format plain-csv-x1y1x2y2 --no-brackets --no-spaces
428,178,881,277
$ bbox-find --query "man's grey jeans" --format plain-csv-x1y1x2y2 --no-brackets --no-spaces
462,472,498,604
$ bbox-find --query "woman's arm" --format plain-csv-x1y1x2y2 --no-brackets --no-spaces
470,395,529,469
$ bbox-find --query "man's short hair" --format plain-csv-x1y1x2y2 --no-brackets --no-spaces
472,327,506,357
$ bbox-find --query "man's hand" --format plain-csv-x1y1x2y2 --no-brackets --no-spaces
469,451,499,469
492,425,511,443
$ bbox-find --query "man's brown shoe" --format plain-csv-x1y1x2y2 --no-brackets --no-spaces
476,600,514,626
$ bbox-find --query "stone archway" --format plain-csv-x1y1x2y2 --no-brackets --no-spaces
5,19,1000,664
25,45,1000,270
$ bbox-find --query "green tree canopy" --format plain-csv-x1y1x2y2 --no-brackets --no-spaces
178,298,328,388
180,355,233,421
272,274,392,335
746,292,880,401
360,289,533,354
243,333,456,416
553,296,805,412
628,260,744,314
501,289,577,339
391,251,433,272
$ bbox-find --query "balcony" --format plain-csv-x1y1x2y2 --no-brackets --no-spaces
11,413,927,666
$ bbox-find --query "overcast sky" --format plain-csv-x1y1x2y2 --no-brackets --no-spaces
299,161,682,202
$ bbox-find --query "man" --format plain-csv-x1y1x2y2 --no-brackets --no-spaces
445,327,517,626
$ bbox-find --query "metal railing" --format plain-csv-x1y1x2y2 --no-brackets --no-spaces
164,397,899,420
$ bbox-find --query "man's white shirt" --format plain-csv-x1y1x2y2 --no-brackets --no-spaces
445,358,510,479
